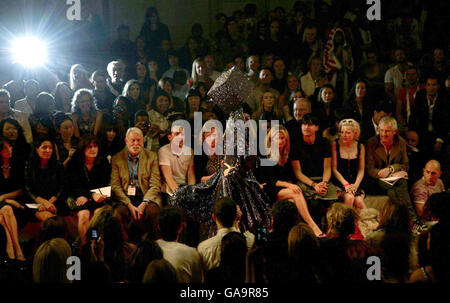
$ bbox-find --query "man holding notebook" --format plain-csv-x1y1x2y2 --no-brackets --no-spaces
366,116,424,232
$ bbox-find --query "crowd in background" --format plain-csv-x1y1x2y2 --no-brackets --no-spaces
0,0,450,283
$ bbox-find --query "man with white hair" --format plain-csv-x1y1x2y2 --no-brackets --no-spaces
111,127,162,238
366,116,424,232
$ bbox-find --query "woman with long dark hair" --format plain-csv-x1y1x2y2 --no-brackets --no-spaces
0,137,26,260
66,135,111,245
122,80,146,120
135,62,156,107
97,116,124,162
24,137,65,222
139,7,171,56
0,118,30,161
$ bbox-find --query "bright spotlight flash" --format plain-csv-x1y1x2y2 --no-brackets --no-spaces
12,37,47,67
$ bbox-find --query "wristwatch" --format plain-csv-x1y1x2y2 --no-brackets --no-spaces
389,165,394,174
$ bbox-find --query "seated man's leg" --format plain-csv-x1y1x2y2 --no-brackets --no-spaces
393,179,418,222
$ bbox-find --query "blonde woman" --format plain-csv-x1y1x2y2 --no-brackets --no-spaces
251,90,282,122
69,64,92,92
257,125,325,237
331,118,366,209
188,58,214,90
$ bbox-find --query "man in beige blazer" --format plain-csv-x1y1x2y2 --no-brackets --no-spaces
111,127,162,238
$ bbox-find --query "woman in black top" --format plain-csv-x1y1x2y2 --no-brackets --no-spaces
257,125,324,237
97,116,125,163
24,137,65,222
331,119,366,209
0,118,30,162
66,135,111,245
54,112,78,168
0,137,25,260
343,79,375,123
312,84,340,133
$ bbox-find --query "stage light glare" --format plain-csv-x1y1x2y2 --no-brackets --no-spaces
12,36,47,67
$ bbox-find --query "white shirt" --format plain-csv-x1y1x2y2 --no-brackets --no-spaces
158,144,193,195
156,239,203,283
197,227,255,271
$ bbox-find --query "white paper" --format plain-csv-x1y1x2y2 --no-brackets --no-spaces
90,186,111,197
380,176,402,182
25,203,40,209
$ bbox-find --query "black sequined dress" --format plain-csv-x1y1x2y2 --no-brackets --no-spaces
170,68,271,233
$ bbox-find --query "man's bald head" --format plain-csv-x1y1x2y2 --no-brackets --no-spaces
423,160,442,186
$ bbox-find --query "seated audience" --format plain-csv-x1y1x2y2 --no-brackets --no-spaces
287,223,319,283
82,206,135,282
409,75,449,159
106,61,125,97
0,138,25,260
54,112,78,168
197,197,254,271
33,238,72,283
53,82,73,114
284,97,311,143
365,116,423,231
360,101,392,144
405,129,425,186
143,259,178,283
71,89,103,138
251,90,282,122
258,125,324,236
411,160,445,219
204,231,247,283
91,70,115,114
14,80,40,116
291,114,338,224
158,77,184,113
0,89,33,144
247,68,280,113
24,137,65,222
69,64,92,92
147,90,170,151
66,135,111,245
331,119,366,209
0,118,30,161
128,236,163,283
156,206,203,283
158,125,195,196
97,116,124,162
122,80,146,120
263,200,299,283
110,127,161,240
